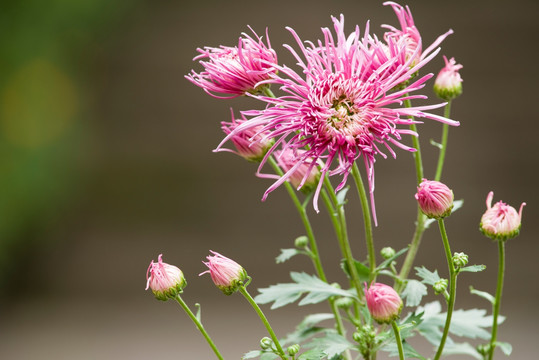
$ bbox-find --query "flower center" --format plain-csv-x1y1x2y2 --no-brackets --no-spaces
326,95,367,136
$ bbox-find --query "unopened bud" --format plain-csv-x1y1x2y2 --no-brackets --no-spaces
335,297,354,309
260,337,273,350
433,56,463,101
380,247,396,260
200,251,248,295
294,235,309,248
364,283,402,324
480,191,525,241
433,279,448,294
452,252,469,268
415,179,454,219
287,344,300,356
145,254,187,301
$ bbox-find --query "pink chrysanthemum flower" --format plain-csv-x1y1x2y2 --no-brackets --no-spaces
434,56,463,100
480,191,525,241
186,28,278,98
218,15,458,225
200,251,248,295
364,282,403,324
415,179,454,219
146,254,187,301
382,2,454,66
218,109,274,162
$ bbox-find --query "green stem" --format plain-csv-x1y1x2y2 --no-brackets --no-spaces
323,176,364,302
351,163,375,280
488,240,505,360
239,285,287,360
433,219,457,360
176,295,224,360
268,156,327,282
261,86,276,98
405,98,424,186
392,321,406,360
434,102,452,181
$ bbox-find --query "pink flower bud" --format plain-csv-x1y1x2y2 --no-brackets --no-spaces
220,110,274,162
186,28,278,98
146,254,187,301
364,283,403,324
480,191,525,241
274,148,321,193
415,179,454,219
434,56,463,101
200,251,248,295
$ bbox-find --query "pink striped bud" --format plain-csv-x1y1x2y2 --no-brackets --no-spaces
146,254,187,301
415,179,454,219
480,191,525,241
200,251,248,295
364,282,403,324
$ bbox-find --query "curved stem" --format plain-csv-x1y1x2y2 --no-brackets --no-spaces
268,156,327,282
434,102,452,181
405,99,424,186
176,295,224,360
392,321,406,360
433,219,457,360
239,285,287,360
351,163,375,280
488,240,505,360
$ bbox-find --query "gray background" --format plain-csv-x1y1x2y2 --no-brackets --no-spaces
0,0,537,359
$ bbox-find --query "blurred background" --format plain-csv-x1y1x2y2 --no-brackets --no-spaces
0,0,537,359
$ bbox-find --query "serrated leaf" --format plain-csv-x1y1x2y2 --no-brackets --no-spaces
305,332,354,358
415,266,441,285
376,247,408,271
469,286,495,304
297,349,327,360
402,280,428,307
260,352,279,360
460,265,486,273
381,342,426,359
340,259,370,283
424,200,463,229
242,350,261,359
255,272,356,309
495,341,513,356
443,342,482,359
430,139,443,149
276,248,303,264
336,186,350,206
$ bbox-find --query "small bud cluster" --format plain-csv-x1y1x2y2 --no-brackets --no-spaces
354,325,378,360
452,252,469,268
433,279,448,295
380,247,396,260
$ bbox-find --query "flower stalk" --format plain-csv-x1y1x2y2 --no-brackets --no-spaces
487,240,505,360
175,295,224,360
391,321,406,360
434,102,452,181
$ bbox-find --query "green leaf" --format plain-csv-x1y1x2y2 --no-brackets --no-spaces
260,353,279,360
430,139,443,149
255,272,357,309
336,186,350,206
297,349,326,360
242,350,261,359
194,303,202,322
381,342,426,359
340,259,370,283
401,279,428,307
305,332,354,359
469,286,495,304
281,313,335,346
424,200,464,229
495,341,513,356
443,342,482,359
276,248,304,264
375,247,408,271
459,265,486,273
415,266,441,285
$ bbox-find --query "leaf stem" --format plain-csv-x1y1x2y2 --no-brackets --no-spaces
433,219,457,360
434,102,452,181
239,285,287,360
392,321,406,360
175,295,224,360
488,240,505,360
351,163,375,280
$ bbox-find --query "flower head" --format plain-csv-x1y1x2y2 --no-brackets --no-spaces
200,251,248,295
186,28,278,98
434,56,463,100
218,109,274,162
364,282,403,324
480,191,525,241
218,14,459,226
415,179,454,219
146,254,187,301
